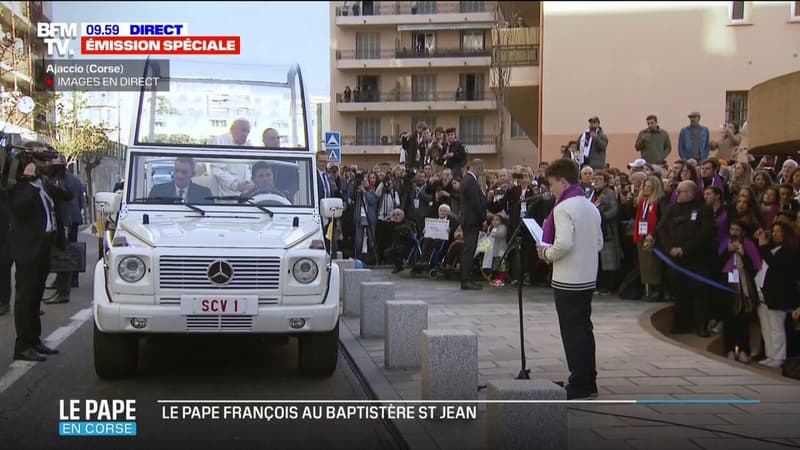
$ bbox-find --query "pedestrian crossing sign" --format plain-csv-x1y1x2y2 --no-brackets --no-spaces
325,131,341,163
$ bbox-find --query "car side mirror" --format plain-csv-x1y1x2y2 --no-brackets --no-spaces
95,192,121,215
320,197,344,219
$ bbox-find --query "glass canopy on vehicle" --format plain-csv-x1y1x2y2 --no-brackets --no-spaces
134,59,309,150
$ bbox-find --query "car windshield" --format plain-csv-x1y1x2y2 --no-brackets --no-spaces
126,151,315,208
134,59,308,150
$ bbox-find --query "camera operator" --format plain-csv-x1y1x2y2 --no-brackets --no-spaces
43,157,84,304
8,143,72,361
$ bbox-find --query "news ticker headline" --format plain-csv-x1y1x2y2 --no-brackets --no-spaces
34,59,170,92
37,22,240,57
55,398,761,437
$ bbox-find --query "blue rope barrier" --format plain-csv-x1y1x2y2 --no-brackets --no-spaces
651,248,737,295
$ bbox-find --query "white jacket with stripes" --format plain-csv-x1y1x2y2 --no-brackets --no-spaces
543,195,604,291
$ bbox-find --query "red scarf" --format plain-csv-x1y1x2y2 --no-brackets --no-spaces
633,197,658,243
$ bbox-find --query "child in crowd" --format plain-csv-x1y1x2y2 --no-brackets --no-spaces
481,213,508,286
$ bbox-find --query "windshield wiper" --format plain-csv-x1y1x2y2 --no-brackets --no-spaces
130,197,206,216
244,200,274,218
204,195,274,218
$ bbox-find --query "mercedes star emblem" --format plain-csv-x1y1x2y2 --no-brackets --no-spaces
207,260,234,285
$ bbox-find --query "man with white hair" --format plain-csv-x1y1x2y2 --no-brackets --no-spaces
211,118,254,196
580,166,594,199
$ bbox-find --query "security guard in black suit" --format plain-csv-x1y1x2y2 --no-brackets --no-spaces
9,147,72,361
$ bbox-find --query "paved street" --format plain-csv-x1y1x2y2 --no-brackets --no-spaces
0,232,398,450
341,270,800,450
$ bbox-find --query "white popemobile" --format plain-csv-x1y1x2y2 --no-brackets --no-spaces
92,59,343,378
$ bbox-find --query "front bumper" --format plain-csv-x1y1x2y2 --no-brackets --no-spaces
93,261,340,334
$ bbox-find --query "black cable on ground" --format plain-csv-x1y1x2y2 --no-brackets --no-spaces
569,407,800,449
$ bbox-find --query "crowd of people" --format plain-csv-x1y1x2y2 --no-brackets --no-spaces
319,116,800,374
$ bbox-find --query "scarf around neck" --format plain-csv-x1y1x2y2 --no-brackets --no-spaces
542,184,585,245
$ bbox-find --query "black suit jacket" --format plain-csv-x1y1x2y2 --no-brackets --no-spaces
317,170,337,204
149,182,213,204
443,140,467,173
0,187,9,264
401,133,426,168
8,180,72,266
460,172,486,226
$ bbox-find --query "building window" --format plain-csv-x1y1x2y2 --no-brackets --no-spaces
414,1,437,14
729,1,749,23
792,0,800,19
356,117,381,145
458,73,485,100
355,32,380,59
154,121,166,128
460,30,485,52
459,116,483,145
511,120,527,138
210,119,226,128
460,1,485,13
412,31,436,55
725,91,748,126
411,74,437,101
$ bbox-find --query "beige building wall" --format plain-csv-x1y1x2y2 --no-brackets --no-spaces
541,1,800,170
330,1,539,171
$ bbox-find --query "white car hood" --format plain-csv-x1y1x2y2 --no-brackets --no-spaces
120,213,320,249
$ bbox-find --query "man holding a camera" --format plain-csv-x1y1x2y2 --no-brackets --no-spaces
8,144,72,361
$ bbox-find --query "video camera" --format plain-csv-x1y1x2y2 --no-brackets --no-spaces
0,132,63,189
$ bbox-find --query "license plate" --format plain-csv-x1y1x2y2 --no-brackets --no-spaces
179,296,258,316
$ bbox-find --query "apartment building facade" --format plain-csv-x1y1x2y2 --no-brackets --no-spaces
329,0,541,169
540,1,800,169
0,1,52,140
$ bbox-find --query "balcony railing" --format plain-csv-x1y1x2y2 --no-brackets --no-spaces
492,45,539,66
341,133,496,147
336,47,490,60
394,47,490,58
335,1,495,16
336,89,487,103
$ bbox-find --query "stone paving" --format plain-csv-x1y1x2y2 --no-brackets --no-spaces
340,269,800,450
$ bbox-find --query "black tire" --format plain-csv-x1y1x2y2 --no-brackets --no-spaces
297,321,339,376
93,321,139,379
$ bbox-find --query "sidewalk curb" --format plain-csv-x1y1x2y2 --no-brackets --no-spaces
338,317,440,450
638,303,799,384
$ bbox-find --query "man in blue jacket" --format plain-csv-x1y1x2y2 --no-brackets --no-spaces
678,112,711,161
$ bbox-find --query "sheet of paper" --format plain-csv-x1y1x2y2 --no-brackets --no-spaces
522,218,547,244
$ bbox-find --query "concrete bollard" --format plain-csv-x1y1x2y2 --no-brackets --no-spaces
334,259,356,300
342,268,371,317
486,380,567,450
384,300,428,369
421,329,478,404
360,282,394,338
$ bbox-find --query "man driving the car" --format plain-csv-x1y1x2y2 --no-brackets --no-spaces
240,161,290,202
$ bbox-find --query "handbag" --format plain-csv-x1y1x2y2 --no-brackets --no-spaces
49,241,86,273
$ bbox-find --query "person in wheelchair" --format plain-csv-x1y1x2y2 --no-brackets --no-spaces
385,209,416,274
239,161,291,204
439,225,465,272
413,204,460,274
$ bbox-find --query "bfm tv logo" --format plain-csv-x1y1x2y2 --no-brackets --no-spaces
59,399,137,437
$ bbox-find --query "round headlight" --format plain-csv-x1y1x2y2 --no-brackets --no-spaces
292,258,318,284
118,256,146,282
